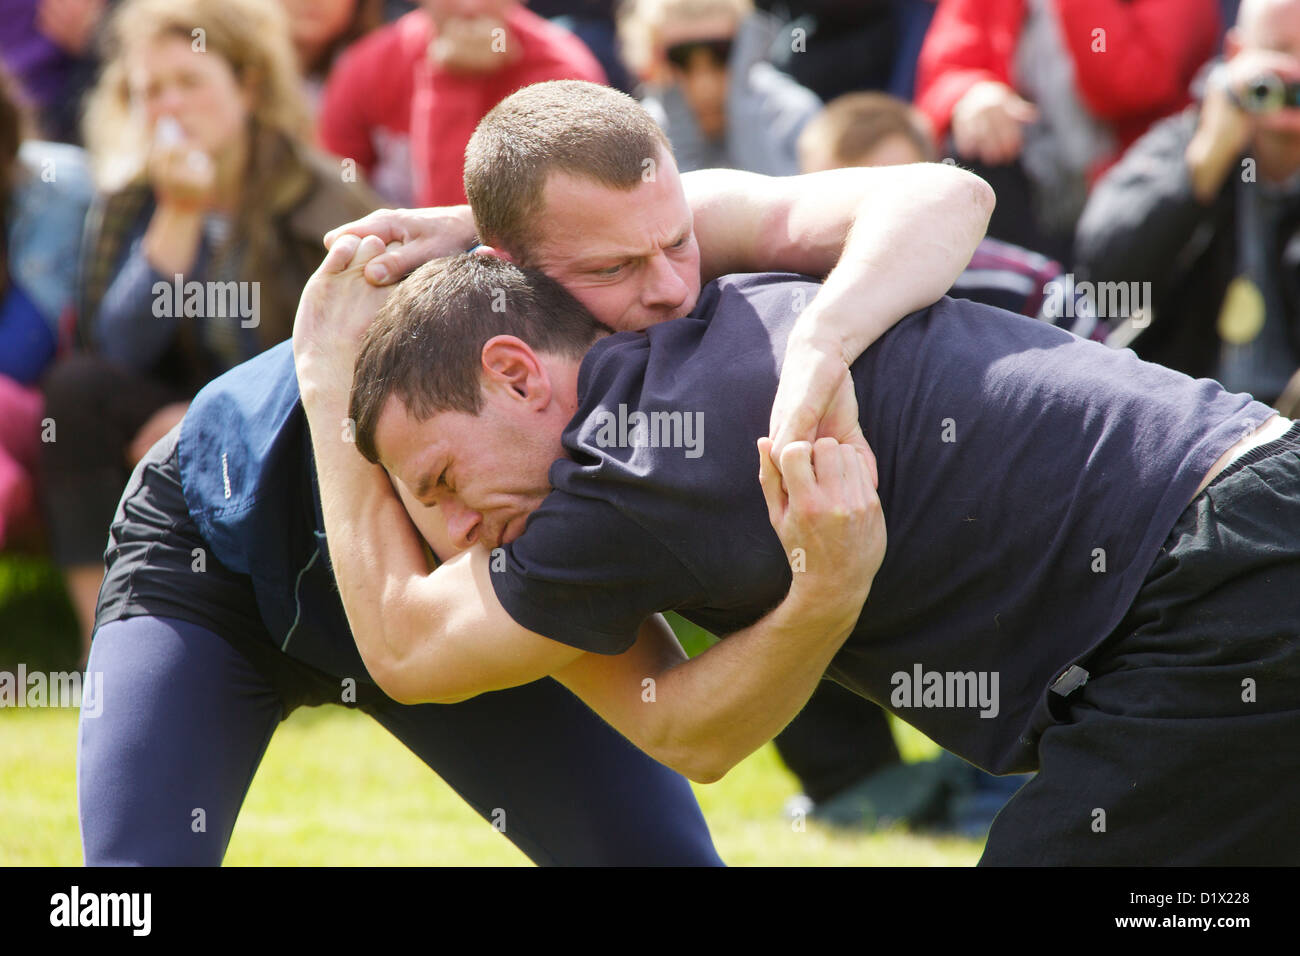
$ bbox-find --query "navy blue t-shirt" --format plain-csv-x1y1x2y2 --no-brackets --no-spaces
492,273,1275,773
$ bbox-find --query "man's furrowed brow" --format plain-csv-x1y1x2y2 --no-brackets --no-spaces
413,454,446,502
414,472,435,501
570,250,640,270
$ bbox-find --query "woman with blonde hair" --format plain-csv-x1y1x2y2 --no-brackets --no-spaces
43,0,378,663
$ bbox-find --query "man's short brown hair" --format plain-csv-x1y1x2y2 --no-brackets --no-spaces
464,79,673,263
798,92,935,171
350,254,609,464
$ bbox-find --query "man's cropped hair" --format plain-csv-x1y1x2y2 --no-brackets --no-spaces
350,253,608,464
464,79,673,263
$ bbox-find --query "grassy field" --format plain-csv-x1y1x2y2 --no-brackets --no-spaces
0,706,983,866
1,555,984,866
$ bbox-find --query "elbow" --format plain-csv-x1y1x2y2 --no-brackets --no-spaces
368,646,477,706
684,762,729,786
367,653,422,706
670,753,729,785
658,741,738,785
950,165,996,231
972,171,996,222
910,163,994,255
360,624,428,706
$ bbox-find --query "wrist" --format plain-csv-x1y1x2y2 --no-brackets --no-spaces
779,574,866,639
786,321,853,370
295,354,350,416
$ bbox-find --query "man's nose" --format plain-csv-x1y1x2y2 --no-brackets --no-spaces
441,498,483,550
641,252,689,311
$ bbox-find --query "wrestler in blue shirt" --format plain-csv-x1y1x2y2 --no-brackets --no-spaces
82,336,724,866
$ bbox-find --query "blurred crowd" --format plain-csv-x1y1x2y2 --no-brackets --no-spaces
7,0,1300,833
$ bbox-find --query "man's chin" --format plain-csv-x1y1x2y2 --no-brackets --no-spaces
497,513,528,548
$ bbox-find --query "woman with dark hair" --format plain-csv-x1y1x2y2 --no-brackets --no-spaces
42,0,378,663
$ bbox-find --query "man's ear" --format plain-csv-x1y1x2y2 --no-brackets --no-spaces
480,335,550,406
473,245,518,265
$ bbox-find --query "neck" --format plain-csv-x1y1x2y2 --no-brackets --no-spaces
543,355,586,421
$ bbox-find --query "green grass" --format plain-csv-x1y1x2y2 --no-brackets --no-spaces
0,704,982,866
0,560,984,865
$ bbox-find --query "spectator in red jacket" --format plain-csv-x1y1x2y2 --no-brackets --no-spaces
318,0,606,206
916,0,1220,263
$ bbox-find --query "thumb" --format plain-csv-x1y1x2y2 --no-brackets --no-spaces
757,437,786,528
769,402,818,462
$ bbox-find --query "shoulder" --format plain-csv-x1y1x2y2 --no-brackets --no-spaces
744,61,821,113
9,142,95,247
179,343,304,507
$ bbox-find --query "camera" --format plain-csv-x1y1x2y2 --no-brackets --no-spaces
1235,72,1300,113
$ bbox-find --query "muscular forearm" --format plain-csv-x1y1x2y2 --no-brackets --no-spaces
686,164,993,357
298,387,436,687
653,597,860,783
790,164,993,360
561,438,883,784
556,592,863,785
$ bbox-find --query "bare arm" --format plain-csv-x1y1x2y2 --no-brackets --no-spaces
680,165,994,457
684,164,992,327
322,165,993,459
293,241,883,782
305,374,880,783
555,437,883,782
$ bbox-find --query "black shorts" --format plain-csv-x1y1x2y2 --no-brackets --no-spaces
96,427,380,716
983,421,1300,864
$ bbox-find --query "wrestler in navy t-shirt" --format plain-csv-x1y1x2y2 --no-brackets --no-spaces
491,273,1275,775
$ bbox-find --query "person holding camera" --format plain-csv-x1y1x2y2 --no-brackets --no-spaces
919,0,1220,266
1077,0,1300,413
